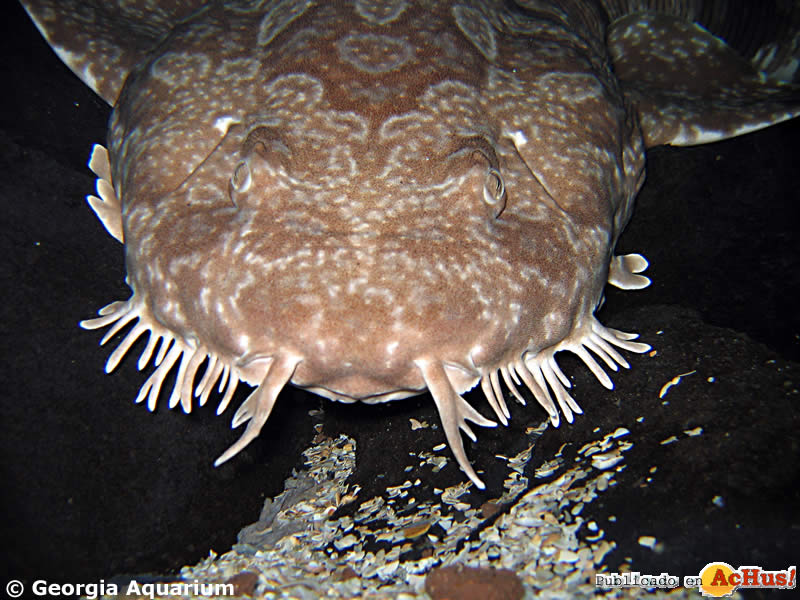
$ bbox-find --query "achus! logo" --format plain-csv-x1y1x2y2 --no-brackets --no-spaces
699,563,795,597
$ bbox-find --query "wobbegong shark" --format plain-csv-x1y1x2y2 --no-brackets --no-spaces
20,0,800,488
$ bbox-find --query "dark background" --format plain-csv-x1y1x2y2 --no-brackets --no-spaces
1,0,797,592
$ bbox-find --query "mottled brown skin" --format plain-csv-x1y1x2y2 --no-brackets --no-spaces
21,0,799,488
116,1,637,385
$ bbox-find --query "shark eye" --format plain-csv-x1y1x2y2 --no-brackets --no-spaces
228,160,252,207
447,135,507,219
483,167,506,218
231,160,252,194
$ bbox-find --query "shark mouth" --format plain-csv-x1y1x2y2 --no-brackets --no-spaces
82,288,649,489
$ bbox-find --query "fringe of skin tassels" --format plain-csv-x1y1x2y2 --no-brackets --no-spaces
82,295,648,489
81,298,242,416
418,318,649,488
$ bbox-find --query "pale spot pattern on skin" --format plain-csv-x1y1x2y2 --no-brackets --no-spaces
336,33,415,74
20,0,800,489
256,0,316,46
355,0,410,25
452,4,497,62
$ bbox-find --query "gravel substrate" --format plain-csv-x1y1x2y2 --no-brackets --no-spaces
90,420,739,599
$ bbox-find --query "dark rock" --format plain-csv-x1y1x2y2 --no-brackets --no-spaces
425,564,524,600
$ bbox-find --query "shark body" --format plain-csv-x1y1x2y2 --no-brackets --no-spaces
20,0,800,488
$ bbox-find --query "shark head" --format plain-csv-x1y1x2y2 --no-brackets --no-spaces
22,0,800,487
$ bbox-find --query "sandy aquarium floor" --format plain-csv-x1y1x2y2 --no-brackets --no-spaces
89,422,742,600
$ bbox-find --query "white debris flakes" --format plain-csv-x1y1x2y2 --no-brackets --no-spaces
578,427,634,472
591,451,624,470
123,418,672,599
409,418,429,430
535,457,563,478
558,549,580,563
683,427,703,437
418,449,448,472
526,421,549,436
658,370,697,398
638,535,658,549
333,534,358,550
